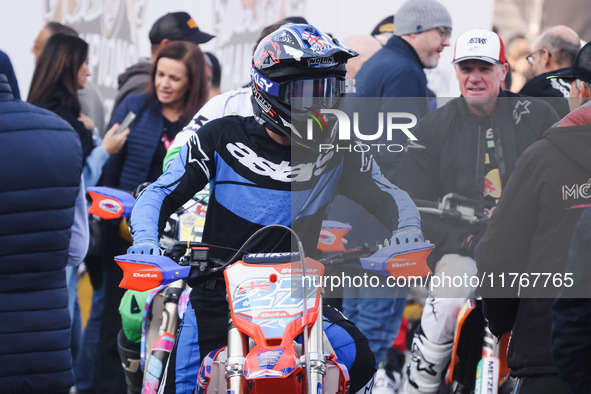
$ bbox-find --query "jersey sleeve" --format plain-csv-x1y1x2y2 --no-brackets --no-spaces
130,125,218,244
163,112,213,171
338,146,421,232
162,92,234,171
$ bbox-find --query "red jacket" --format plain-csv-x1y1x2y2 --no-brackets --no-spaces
557,101,591,127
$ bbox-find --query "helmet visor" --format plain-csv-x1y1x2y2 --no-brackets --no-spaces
280,76,347,110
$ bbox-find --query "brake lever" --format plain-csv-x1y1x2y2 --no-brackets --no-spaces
321,245,372,266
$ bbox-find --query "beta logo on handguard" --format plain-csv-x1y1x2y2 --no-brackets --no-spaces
99,199,122,215
133,272,158,278
390,262,417,268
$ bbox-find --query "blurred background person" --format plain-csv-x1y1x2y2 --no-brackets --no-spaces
342,34,382,79
398,28,560,393
31,22,132,392
505,34,533,92
27,33,129,391
205,51,222,100
96,40,209,393
28,33,128,192
519,25,581,117
32,21,106,135
370,15,395,46
111,11,214,115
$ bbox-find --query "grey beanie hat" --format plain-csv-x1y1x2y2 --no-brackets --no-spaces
394,0,452,36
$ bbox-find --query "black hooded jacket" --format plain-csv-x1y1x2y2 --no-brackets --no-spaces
519,69,572,118
41,89,94,160
475,104,591,377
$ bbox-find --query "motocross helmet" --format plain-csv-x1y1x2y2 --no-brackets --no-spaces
251,23,357,150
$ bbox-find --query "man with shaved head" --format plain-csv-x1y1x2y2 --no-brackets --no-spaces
520,25,581,117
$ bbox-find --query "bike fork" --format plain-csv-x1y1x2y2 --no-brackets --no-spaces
226,317,248,393
307,301,326,393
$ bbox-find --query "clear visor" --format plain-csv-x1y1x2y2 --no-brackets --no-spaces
279,76,347,110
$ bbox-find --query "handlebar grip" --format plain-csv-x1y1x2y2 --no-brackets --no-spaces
412,198,439,209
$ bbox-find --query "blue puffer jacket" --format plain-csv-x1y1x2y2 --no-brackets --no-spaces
102,93,164,191
0,74,82,393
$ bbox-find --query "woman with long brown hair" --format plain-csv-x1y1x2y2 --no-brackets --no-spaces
97,40,209,393
102,40,209,190
27,33,130,392
28,33,128,186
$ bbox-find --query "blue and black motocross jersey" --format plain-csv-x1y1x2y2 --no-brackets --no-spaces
130,116,420,285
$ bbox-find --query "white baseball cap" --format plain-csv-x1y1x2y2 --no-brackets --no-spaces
452,29,506,65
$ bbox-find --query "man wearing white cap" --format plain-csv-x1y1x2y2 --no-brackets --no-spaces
396,29,560,393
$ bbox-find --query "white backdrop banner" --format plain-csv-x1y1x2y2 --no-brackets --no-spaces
1,0,493,117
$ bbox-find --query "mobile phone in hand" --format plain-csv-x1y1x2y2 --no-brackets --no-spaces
116,112,136,135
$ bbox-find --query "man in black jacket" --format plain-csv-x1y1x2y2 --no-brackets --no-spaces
549,54,591,394
519,25,580,118
552,207,591,394
477,42,591,394
396,29,560,393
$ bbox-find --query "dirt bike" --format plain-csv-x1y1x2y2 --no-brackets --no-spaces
87,185,208,393
112,223,434,394
89,186,434,393
410,193,512,394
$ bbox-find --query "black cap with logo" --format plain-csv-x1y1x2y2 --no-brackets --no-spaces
149,12,214,45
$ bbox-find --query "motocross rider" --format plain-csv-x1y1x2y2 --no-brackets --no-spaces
128,23,423,394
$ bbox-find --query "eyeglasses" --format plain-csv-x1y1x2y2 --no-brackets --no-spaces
435,26,452,39
526,49,551,66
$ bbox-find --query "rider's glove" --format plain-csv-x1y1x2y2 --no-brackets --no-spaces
390,226,424,245
127,241,161,255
